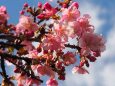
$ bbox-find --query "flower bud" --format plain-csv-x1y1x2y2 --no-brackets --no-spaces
38,2,42,8
23,2,28,8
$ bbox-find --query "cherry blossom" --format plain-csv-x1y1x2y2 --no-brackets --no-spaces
72,66,89,74
61,2,80,22
79,33,105,54
46,78,58,86
0,6,9,23
16,15,38,35
63,52,76,65
41,34,64,51
37,65,55,77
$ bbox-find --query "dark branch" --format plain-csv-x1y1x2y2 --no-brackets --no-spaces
0,58,8,80
0,42,24,50
65,44,81,52
0,53,32,64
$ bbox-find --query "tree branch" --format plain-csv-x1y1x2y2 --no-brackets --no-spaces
64,44,81,52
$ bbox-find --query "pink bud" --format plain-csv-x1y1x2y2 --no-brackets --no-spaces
43,2,52,10
58,75,65,80
38,2,42,8
37,14,45,19
23,2,28,8
93,52,101,57
71,2,79,9
87,56,96,62
62,3,67,8
25,31,34,37
19,10,25,15
0,6,7,13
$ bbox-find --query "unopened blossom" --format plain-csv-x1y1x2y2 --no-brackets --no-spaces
72,66,89,74
0,6,9,23
23,3,28,8
38,2,42,8
79,33,105,53
16,15,38,35
19,10,25,15
69,2,79,9
63,52,76,65
46,78,58,86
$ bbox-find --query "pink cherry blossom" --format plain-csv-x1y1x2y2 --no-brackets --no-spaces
0,6,9,23
37,65,55,78
53,22,68,41
16,74,26,86
16,15,38,35
25,77,41,86
72,66,89,74
69,14,94,37
63,52,77,65
54,21,76,41
37,2,57,19
0,6,6,13
79,33,106,53
70,2,79,9
46,78,58,86
41,34,64,51
61,2,80,22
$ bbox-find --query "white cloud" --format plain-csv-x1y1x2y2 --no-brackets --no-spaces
101,63,115,86
101,24,115,60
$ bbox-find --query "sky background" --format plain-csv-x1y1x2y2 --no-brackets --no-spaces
0,0,115,86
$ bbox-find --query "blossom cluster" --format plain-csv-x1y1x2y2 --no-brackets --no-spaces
0,0,105,86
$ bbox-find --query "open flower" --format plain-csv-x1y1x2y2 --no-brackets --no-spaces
79,33,106,54
16,15,38,35
37,65,55,78
61,2,80,22
63,52,77,65
46,78,58,86
25,77,41,86
42,34,64,51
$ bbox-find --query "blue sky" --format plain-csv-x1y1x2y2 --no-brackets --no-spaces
0,0,115,86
